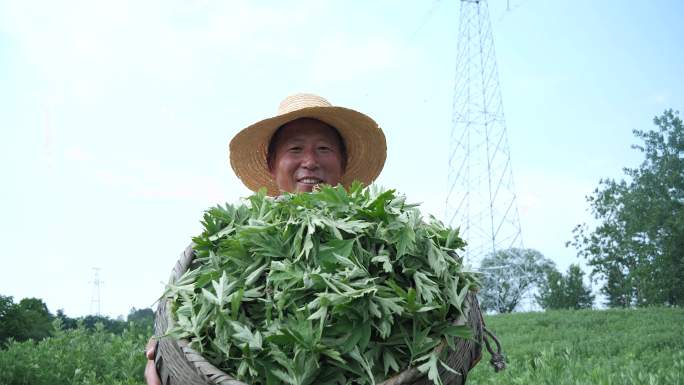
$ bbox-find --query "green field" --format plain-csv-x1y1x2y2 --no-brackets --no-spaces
468,307,684,385
0,322,149,385
1,308,682,385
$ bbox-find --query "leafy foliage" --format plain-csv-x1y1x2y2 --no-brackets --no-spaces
54,307,156,335
0,296,54,346
477,248,555,313
536,264,594,310
163,183,478,385
569,109,684,307
0,299,156,385
1,294,156,350
467,307,684,385
0,319,149,385
3,306,681,385
127,308,155,330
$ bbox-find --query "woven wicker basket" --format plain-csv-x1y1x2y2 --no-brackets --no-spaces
154,244,492,385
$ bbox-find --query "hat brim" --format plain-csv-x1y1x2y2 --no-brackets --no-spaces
229,106,387,196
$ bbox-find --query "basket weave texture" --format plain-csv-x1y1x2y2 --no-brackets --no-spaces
154,244,484,385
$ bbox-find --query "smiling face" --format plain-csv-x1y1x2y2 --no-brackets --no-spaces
268,118,346,193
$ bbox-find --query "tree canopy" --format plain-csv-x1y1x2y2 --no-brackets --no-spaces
478,248,555,313
1,294,156,346
0,295,54,345
537,264,594,310
569,109,684,307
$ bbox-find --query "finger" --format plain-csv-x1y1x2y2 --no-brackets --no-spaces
145,337,157,360
144,360,162,385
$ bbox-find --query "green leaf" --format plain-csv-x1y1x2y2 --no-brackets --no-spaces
245,262,268,286
413,271,440,304
230,321,262,350
230,288,243,321
358,322,372,352
371,253,393,273
201,288,219,306
318,239,355,272
427,241,448,278
166,184,474,384
416,352,443,385
382,349,400,375
443,325,473,340
348,346,376,385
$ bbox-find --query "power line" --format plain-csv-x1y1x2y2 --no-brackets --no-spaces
409,0,444,40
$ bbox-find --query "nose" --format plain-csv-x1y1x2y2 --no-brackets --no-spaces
300,148,319,169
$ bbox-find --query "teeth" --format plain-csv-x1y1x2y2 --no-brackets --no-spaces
299,178,322,184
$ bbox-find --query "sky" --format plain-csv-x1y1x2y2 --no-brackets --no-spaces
1,0,683,318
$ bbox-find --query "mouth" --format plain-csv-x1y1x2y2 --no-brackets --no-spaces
297,177,324,185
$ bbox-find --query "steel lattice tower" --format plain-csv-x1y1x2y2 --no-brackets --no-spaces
90,267,102,315
446,0,523,267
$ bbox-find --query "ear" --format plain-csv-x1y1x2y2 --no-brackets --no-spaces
266,153,274,175
268,161,276,180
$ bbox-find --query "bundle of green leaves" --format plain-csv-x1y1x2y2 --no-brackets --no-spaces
164,183,479,385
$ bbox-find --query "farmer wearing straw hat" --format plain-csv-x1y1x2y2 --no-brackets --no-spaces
145,93,387,385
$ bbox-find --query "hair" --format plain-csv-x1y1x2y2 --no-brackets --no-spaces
266,118,348,172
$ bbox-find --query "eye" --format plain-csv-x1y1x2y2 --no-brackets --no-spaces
288,146,302,153
318,145,332,152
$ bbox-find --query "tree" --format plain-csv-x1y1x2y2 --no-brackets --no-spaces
82,315,126,334
0,295,13,320
127,307,154,329
0,295,17,345
537,264,594,310
0,295,54,345
55,309,78,330
478,248,556,313
569,110,684,307
15,298,54,341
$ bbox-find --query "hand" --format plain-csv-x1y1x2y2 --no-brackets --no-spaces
144,337,162,385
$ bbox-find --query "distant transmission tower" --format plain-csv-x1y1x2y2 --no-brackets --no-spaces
89,268,103,315
446,0,523,267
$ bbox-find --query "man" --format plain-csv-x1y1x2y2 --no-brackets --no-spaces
145,93,387,384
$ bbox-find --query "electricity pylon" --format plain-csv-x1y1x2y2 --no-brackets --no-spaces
89,267,103,315
446,0,523,267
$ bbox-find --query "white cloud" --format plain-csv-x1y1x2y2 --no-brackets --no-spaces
648,92,669,106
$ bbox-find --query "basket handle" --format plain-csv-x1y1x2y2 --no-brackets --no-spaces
482,326,506,372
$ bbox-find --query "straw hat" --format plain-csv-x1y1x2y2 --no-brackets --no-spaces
229,93,387,196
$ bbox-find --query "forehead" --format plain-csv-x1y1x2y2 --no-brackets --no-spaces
275,118,341,144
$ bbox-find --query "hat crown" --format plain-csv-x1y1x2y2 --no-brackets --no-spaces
278,93,332,115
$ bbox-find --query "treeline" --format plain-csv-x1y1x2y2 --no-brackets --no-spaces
477,248,595,313
569,109,684,307
478,110,683,312
0,294,154,347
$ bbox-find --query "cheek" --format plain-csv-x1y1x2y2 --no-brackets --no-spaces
273,156,297,178
323,156,344,177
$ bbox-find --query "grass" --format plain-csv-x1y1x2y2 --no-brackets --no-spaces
467,307,684,385
1,307,682,385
